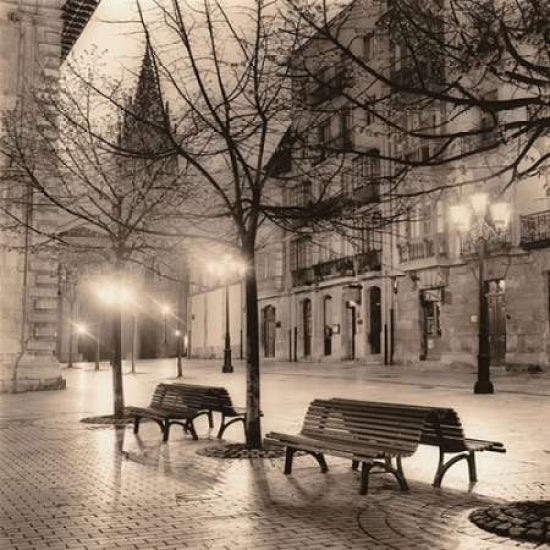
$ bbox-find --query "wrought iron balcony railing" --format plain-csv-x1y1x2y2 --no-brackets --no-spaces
398,234,448,263
291,267,315,287
291,250,382,287
520,210,550,249
460,231,512,256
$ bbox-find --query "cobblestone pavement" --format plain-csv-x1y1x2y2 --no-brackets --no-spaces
1,359,549,549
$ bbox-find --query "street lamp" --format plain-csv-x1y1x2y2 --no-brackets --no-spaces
450,192,511,394
175,329,183,377
208,255,246,373
161,304,170,351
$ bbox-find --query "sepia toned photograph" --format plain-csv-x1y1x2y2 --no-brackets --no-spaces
0,0,549,548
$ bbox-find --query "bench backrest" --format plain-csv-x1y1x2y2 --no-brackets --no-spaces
152,383,213,412
420,412,469,452
149,384,169,408
328,398,468,453
156,384,237,413
301,398,433,455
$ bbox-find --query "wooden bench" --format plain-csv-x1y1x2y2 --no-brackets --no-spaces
331,398,506,488
125,383,213,442
419,406,506,487
265,398,437,494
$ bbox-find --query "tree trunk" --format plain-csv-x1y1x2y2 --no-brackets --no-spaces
243,248,262,449
111,273,125,419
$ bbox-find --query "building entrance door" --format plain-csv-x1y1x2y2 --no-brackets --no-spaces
420,288,442,360
369,286,381,354
302,299,312,357
262,306,276,358
486,279,506,366
323,296,333,356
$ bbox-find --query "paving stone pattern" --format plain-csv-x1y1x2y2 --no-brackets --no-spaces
0,416,544,550
1,360,550,549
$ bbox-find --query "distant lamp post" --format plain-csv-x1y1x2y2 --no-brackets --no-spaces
208,255,246,373
450,192,511,394
161,304,170,351
175,329,183,377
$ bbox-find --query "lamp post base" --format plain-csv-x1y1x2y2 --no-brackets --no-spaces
474,379,494,394
222,349,233,373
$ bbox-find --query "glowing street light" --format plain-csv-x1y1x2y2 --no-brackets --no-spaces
450,192,511,394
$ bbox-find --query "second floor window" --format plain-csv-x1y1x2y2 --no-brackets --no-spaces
338,107,353,149
352,151,381,202
290,237,313,271
317,119,332,161
363,33,374,61
292,180,312,206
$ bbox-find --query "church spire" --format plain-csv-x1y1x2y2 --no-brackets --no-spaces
121,41,169,152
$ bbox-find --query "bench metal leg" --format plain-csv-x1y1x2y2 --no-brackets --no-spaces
393,456,408,491
358,457,408,495
305,451,328,473
433,449,473,487
193,411,212,429
360,462,374,495
467,451,477,483
133,417,141,435
284,447,296,474
217,416,245,440
163,422,171,442
186,420,198,441
351,460,359,471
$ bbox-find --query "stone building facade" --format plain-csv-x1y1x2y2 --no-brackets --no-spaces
0,0,99,391
186,0,550,375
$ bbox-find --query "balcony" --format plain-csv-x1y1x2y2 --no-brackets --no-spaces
309,70,354,106
291,267,315,287
398,234,447,263
520,210,550,249
291,251,381,287
314,256,355,280
356,249,382,272
460,231,512,255
390,60,443,92
461,129,500,153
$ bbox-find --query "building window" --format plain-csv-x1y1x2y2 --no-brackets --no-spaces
351,151,381,202
338,107,353,150
363,33,374,61
316,119,332,162
292,180,312,206
290,237,312,271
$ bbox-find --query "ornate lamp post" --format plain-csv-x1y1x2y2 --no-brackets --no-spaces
450,192,511,394
208,255,246,373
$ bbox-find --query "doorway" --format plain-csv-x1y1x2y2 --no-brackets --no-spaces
369,286,381,354
486,279,506,366
323,296,332,356
420,288,442,360
262,305,276,358
302,299,312,357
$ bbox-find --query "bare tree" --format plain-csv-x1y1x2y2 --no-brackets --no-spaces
0,60,188,418
285,0,550,192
